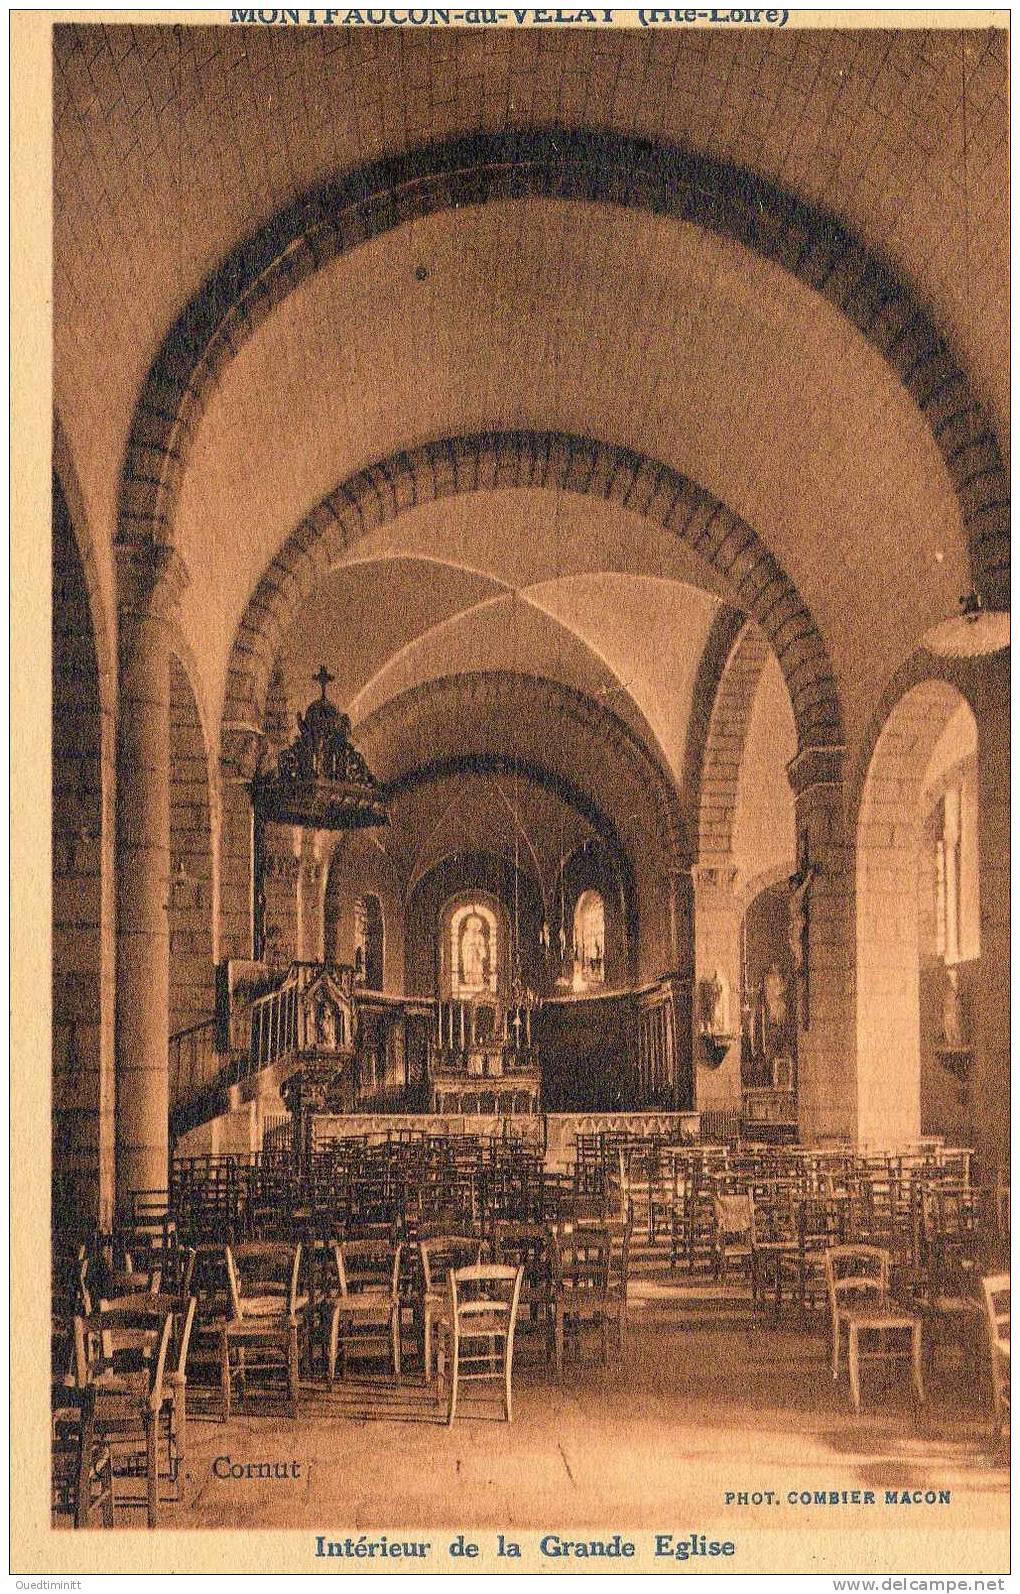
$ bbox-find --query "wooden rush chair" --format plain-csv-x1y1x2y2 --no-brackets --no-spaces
51,1382,115,1528
418,1235,484,1382
436,1264,524,1425
325,1239,403,1383
824,1246,924,1414
219,1242,306,1419
488,1222,553,1343
72,1304,174,1527
711,1192,755,1283
549,1221,630,1381
981,1273,1010,1444
97,1293,197,1490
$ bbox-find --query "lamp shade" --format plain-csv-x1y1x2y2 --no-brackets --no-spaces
922,592,1010,659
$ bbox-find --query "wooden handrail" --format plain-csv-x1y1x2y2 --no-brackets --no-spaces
168,1017,218,1106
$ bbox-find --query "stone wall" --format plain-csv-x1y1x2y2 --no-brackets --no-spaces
52,477,115,1226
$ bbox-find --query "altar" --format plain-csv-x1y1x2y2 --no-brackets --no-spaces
429,994,541,1114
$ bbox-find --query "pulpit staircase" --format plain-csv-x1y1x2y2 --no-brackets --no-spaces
168,964,308,1143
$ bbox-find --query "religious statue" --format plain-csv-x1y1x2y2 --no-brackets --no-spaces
459,912,492,990
313,989,338,1051
763,964,788,1031
697,969,729,1036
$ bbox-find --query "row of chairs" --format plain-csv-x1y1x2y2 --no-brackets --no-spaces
53,1214,634,1527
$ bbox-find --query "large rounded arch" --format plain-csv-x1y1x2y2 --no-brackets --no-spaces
855,678,978,1149
221,432,844,771
118,126,1006,613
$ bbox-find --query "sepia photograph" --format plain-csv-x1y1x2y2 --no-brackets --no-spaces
11,5,1010,1575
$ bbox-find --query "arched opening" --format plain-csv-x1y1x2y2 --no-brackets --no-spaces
447,898,499,998
572,889,606,993
354,893,385,991
739,878,798,1097
855,682,978,1150
323,835,403,992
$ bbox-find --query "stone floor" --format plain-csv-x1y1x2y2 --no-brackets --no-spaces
146,1308,1007,1539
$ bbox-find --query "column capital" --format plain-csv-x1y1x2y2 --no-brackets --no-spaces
691,862,740,891
116,540,189,621
221,722,269,782
786,743,845,798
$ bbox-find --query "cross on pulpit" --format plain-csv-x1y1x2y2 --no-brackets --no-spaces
313,664,335,700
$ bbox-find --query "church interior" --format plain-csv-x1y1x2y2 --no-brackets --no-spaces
47,19,1009,1548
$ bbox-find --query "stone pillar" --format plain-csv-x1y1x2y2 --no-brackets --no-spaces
691,863,741,1114
970,653,1009,1185
263,827,301,967
115,543,188,1213
219,723,266,964
787,746,855,1145
298,833,325,963
668,867,695,976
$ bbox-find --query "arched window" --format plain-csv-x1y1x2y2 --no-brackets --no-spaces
933,767,980,967
353,894,384,989
449,900,498,997
572,889,606,991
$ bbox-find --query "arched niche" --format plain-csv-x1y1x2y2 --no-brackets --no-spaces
323,833,403,994
354,893,385,991
405,853,544,1001
855,680,978,1150
550,841,632,992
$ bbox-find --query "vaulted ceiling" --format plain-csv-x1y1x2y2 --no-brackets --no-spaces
54,21,1008,850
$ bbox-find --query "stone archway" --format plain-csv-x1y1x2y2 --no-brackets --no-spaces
221,432,844,773
855,679,977,1149
118,128,1006,609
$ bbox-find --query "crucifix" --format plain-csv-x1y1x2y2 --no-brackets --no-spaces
788,828,819,1029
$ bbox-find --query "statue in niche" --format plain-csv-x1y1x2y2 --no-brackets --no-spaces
763,965,788,1032
459,912,492,990
749,963,790,1069
313,989,339,1052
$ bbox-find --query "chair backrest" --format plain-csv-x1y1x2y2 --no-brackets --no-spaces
750,1183,795,1244
824,1246,889,1317
798,1194,848,1247
982,1273,1010,1347
332,1239,401,1300
713,1193,754,1242
225,1242,301,1319
419,1235,483,1295
73,1306,174,1413
448,1263,524,1337
489,1222,551,1284
550,1225,612,1298
96,1292,197,1383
